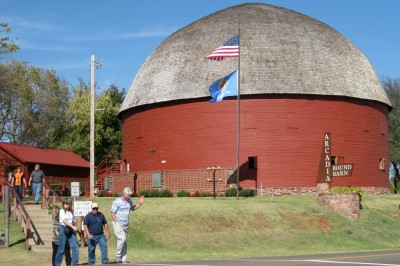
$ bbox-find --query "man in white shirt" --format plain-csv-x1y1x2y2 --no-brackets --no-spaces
111,187,144,263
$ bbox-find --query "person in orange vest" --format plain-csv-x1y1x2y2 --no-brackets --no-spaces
11,167,26,205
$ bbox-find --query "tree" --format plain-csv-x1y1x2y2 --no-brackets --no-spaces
0,23,19,57
58,82,125,165
0,60,70,145
383,77,400,192
94,85,124,165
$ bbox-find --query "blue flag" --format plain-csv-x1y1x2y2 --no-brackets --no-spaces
209,70,238,103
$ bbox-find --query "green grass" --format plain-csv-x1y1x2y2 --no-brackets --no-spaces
1,195,400,265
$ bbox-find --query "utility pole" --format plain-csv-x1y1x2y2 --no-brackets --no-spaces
90,55,101,200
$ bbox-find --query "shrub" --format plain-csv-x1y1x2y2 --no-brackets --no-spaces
159,189,173,197
323,187,364,201
225,188,238,197
239,189,256,197
98,190,106,197
112,192,119,197
148,189,161,198
199,191,212,197
191,191,201,197
139,190,150,197
177,190,190,197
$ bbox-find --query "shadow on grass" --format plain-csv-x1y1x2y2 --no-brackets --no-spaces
9,238,26,247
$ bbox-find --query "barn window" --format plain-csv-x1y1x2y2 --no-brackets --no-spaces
152,171,163,188
248,156,257,169
379,158,385,171
331,156,344,165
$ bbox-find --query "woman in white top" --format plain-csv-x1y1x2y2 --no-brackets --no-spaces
54,199,80,266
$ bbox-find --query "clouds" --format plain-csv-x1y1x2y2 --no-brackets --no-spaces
62,27,177,42
1,15,59,31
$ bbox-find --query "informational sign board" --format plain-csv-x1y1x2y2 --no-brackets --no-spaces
71,182,80,197
74,200,92,216
317,132,332,183
316,132,354,184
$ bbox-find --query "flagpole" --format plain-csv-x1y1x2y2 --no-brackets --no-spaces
236,24,241,199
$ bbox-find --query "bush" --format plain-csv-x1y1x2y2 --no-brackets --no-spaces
159,189,173,197
177,190,190,197
199,191,212,197
239,189,256,197
98,190,106,197
148,189,161,198
112,192,119,197
191,191,201,197
139,190,150,197
324,186,364,202
225,188,238,197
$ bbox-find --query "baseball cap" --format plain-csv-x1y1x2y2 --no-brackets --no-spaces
123,187,133,195
92,202,99,209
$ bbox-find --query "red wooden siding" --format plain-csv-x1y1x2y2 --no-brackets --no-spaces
121,95,389,190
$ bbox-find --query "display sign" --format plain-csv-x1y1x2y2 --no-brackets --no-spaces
333,164,354,177
317,132,332,183
71,182,80,197
316,132,354,184
74,201,92,216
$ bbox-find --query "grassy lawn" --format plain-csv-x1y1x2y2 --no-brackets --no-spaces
1,194,400,265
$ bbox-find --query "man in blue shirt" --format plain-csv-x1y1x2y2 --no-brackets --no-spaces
83,202,111,265
111,187,144,263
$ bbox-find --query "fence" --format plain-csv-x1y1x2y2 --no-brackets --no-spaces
110,168,234,194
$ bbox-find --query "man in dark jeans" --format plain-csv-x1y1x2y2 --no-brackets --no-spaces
84,202,111,265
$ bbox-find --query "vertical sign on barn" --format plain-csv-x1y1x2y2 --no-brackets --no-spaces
317,132,332,184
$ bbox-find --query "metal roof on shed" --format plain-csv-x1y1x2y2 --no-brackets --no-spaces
0,142,89,168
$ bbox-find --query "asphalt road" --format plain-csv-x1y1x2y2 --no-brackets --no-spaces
117,250,400,266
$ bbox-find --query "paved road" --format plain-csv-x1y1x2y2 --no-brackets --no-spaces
117,250,400,266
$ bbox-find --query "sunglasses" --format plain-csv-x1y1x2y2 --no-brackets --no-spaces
92,207,98,210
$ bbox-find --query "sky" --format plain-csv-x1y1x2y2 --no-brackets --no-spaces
1,0,399,92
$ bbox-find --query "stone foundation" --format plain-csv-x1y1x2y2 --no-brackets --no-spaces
259,186,390,196
318,193,360,219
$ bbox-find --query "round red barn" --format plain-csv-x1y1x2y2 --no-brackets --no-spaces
118,3,391,194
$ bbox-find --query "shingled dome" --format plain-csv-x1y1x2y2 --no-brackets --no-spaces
120,2,390,112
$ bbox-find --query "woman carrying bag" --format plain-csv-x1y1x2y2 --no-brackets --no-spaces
54,199,80,266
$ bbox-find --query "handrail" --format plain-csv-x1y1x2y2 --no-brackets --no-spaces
43,183,86,245
96,145,121,171
10,188,32,249
43,183,64,219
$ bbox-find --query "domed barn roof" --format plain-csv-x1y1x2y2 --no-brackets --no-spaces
119,3,390,113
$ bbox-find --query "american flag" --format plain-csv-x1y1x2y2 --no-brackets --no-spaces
206,34,239,60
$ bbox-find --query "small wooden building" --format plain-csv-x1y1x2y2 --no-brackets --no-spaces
0,143,89,191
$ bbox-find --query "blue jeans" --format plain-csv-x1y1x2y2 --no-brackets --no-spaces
87,233,108,264
54,226,79,266
32,183,42,203
14,185,23,204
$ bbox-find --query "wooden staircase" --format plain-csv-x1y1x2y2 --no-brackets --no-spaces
24,203,53,253
84,146,122,195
